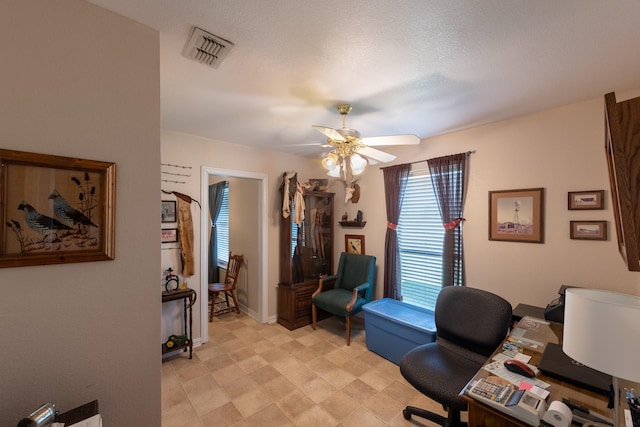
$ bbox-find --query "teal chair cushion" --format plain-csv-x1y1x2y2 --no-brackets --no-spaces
313,288,368,316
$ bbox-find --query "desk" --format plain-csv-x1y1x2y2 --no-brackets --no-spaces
461,320,612,427
162,288,196,359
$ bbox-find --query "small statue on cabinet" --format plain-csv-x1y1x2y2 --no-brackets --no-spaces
164,267,180,292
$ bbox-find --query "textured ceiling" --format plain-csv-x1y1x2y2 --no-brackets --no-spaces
88,0,640,159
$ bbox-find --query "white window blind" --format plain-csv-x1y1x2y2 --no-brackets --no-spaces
216,184,229,266
397,170,447,311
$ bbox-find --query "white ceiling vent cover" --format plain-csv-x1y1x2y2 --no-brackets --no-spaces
182,27,234,69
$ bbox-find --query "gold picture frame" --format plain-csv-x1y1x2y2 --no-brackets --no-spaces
489,188,545,243
0,149,116,268
345,234,365,255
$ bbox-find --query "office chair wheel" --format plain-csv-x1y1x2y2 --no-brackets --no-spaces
403,409,411,420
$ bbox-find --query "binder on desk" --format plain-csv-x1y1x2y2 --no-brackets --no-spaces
537,343,612,396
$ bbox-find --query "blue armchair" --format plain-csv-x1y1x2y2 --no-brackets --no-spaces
311,252,376,345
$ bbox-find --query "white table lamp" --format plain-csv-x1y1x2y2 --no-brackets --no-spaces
563,288,640,426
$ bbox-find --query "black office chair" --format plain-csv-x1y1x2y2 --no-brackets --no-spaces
400,286,512,427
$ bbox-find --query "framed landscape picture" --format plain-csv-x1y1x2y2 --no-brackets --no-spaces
0,149,116,268
489,188,545,243
570,220,607,240
568,190,604,210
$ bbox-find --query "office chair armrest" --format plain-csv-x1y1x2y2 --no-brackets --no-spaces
346,283,370,311
312,274,337,298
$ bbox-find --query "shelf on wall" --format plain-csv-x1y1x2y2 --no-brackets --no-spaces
339,221,366,228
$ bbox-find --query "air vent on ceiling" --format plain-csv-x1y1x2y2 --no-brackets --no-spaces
182,27,234,69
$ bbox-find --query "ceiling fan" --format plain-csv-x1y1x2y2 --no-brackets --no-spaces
312,103,420,167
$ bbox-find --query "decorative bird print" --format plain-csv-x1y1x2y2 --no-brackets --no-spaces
17,201,71,241
48,189,97,232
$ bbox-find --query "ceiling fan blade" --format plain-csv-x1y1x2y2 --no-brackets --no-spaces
361,134,420,146
312,125,346,141
358,146,397,163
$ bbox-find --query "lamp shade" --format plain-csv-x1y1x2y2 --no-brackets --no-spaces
350,153,367,175
326,164,341,177
322,152,339,171
563,288,640,382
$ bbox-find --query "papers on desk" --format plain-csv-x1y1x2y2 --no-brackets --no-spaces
51,414,102,427
507,316,558,353
484,351,550,390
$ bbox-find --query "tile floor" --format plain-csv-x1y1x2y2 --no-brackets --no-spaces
161,312,452,427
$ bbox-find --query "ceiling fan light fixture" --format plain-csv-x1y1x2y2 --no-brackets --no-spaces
326,164,341,177
322,152,339,170
350,154,367,175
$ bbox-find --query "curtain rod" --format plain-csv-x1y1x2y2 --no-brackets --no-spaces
379,150,475,170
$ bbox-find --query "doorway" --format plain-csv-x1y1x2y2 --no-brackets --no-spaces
199,167,268,343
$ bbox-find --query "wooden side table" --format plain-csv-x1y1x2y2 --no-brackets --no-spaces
162,288,196,359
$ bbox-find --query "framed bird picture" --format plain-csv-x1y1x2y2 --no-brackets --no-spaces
345,234,365,255
0,149,116,268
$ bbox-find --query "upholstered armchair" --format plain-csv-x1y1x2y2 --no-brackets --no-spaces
311,252,376,345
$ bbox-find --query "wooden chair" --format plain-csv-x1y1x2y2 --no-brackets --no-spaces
208,253,244,321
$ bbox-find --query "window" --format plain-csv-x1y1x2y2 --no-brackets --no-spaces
291,205,302,256
397,169,449,311
216,183,229,266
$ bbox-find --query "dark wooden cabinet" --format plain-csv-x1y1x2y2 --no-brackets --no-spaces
605,92,640,271
277,175,334,330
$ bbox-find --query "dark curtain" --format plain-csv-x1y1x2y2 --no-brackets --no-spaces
427,153,468,287
382,163,411,299
208,181,228,283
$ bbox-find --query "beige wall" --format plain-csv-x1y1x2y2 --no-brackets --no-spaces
0,1,161,426
338,91,640,307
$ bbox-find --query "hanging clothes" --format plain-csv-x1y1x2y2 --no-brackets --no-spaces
293,180,305,227
282,171,296,219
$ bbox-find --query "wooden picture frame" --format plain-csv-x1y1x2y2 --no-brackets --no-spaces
570,220,607,240
0,148,116,268
161,200,177,223
161,228,178,243
568,190,604,210
345,234,365,255
489,188,545,243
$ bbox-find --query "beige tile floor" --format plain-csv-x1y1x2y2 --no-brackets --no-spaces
161,312,451,427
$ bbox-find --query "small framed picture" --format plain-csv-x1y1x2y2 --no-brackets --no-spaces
161,228,178,243
568,190,604,210
345,234,365,255
570,221,607,240
161,200,176,223
488,188,545,243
